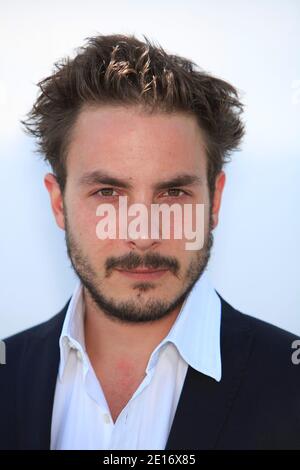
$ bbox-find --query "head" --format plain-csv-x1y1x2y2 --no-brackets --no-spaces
22,34,245,324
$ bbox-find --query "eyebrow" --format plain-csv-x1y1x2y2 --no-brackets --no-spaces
78,171,133,189
154,174,203,190
78,170,203,190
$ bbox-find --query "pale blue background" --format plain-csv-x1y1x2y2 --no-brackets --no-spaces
1,0,299,337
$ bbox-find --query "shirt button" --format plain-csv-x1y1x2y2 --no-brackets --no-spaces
103,413,111,424
76,350,82,361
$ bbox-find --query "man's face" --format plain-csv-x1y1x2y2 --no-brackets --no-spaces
46,105,225,323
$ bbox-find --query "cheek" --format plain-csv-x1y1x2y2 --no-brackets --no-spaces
161,239,191,265
170,202,210,243
66,199,108,250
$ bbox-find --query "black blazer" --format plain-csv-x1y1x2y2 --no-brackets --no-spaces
1,294,300,450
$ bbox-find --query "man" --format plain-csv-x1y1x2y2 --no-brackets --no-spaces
1,33,299,450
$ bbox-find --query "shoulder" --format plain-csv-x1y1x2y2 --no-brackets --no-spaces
219,293,300,389
0,299,70,449
2,299,70,343
213,295,300,448
0,299,70,377
220,293,299,351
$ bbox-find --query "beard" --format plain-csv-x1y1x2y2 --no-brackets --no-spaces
64,207,214,324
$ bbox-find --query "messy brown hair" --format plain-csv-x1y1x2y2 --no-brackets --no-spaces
21,33,245,197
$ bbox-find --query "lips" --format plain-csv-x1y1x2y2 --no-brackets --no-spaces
120,269,164,273
115,268,168,280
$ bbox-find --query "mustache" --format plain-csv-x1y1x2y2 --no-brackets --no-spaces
105,251,180,276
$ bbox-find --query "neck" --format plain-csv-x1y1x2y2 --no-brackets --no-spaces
83,288,183,369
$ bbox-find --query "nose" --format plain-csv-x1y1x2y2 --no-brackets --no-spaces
126,237,160,252
126,215,160,251
122,197,161,252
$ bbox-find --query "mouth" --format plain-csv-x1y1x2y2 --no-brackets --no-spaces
115,268,169,280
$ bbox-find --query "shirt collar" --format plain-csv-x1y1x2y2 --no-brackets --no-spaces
58,270,222,383
59,280,87,381
145,270,222,382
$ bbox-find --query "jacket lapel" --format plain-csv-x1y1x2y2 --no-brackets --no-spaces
17,301,70,449
165,296,254,450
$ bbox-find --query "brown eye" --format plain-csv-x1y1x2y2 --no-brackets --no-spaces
165,188,185,197
97,188,117,197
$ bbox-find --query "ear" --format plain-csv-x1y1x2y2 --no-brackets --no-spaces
44,173,65,230
211,171,226,229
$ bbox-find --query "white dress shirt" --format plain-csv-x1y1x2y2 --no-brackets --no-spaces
50,270,222,450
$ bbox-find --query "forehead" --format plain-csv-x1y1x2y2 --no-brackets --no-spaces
66,105,208,180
